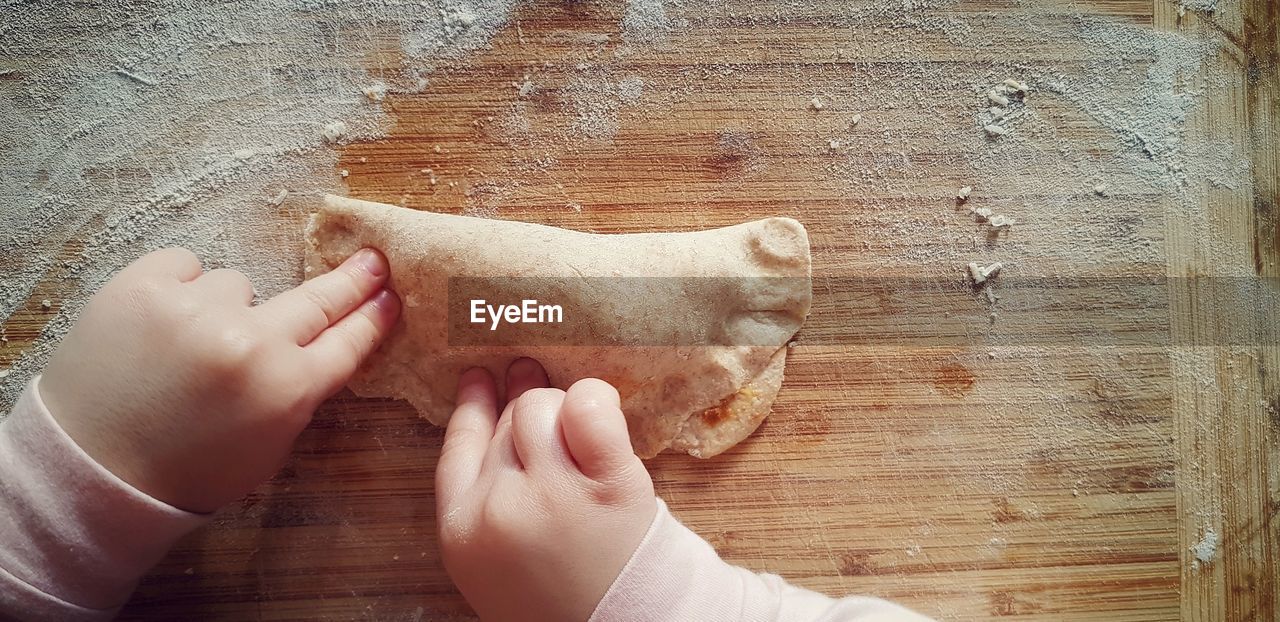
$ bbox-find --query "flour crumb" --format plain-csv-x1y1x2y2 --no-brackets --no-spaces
361,82,388,102
1001,78,1029,94
267,189,289,207
322,120,347,144
828,139,842,152
443,6,477,29
232,148,255,161
967,262,1003,286
339,169,349,178
957,186,973,201
988,214,1015,228
1191,529,1219,569
516,77,535,98
972,207,993,220
988,89,1010,107
40,300,52,310
1093,184,1110,196
809,96,824,111
984,124,1008,138
113,68,157,86
850,114,862,126
1180,0,1218,15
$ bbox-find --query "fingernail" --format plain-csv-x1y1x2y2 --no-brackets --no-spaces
353,248,387,278
370,288,400,314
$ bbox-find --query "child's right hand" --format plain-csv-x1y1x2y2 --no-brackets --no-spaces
39,247,400,513
436,358,658,622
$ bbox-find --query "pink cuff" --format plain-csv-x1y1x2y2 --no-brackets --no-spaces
590,499,934,622
0,377,209,619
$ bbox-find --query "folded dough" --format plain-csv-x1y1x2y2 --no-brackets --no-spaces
304,195,812,458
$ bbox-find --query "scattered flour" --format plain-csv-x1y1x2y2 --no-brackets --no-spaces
0,0,520,407
617,76,645,105
622,0,679,46
564,69,649,142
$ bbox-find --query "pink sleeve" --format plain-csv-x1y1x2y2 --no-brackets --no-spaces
0,377,209,622
590,499,934,622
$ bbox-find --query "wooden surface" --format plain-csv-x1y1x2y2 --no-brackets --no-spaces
0,0,1275,620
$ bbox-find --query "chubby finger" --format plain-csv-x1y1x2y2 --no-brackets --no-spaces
485,358,551,472
504,357,549,404
485,403,524,473
126,247,204,282
261,248,390,344
438,368,500,507
192,268,256,305
510,388,574,472
560,379,634,481
303,288,400,396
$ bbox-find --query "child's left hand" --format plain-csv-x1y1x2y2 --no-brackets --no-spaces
39,247,400,513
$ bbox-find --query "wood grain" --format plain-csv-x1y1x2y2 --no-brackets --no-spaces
0,0,1272,620
1165,1,1279,620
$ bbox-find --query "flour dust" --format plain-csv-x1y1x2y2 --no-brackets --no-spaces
0,0,518,407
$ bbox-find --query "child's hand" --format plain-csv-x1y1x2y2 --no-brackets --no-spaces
39,247,400,513
436,359,658,622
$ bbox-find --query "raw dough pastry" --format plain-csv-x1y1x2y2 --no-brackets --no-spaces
304,195,812,458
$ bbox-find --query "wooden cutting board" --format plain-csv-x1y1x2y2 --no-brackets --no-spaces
2,0,1274,620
